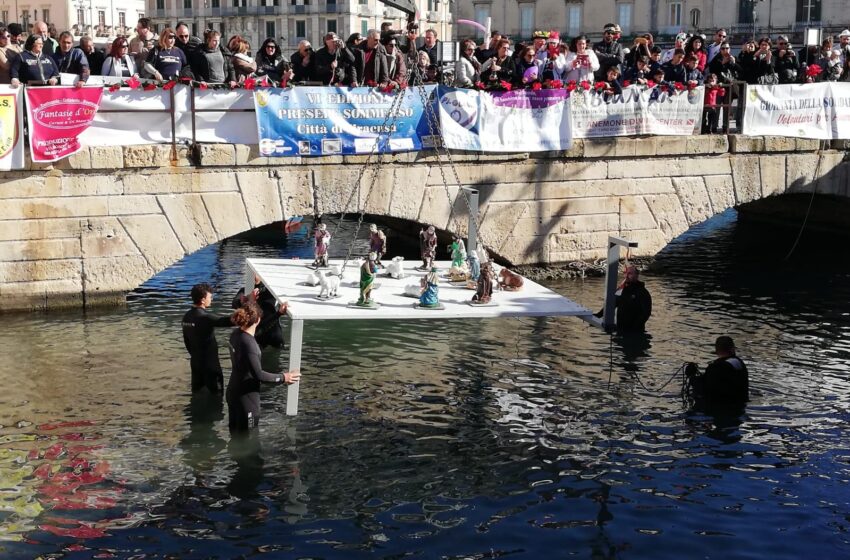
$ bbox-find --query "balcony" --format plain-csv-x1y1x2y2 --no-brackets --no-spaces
152,8,166,17
294,4,306,14
326,3,337,13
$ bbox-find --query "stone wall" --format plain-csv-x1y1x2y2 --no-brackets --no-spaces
0,136,848,311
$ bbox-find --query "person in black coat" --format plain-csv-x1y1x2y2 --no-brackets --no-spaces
182,284,233,394
358,29,389,85
685,336,749,410
593,23,624,80
345,33,365,85
187,29,236,85
615,266,652,332
313,31,355,85
79,36,105,75
288,39,312,83
231,278,286,349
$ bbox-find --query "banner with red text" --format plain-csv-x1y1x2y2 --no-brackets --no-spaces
0,85,25,170
570,85,703,138
26,86,103,162
742,82,850,139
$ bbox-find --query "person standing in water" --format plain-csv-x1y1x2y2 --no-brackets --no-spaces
182,283,233,394
226,303,300,433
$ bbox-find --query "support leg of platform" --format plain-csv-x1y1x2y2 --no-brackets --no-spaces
462,186,479,256
286,319,304,416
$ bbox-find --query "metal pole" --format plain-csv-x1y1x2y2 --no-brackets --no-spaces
461,186,478,256
602,236,637,332
286,319,303,416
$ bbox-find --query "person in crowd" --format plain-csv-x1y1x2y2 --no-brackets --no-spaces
702,73,722,134
529,30,548,61
600,65,623,97
684,54,704,86
7,23,23,51
277,59,294,86
821,48,843,81
144,28,187,81
515,45,541,87
183,283,233,394
649,45,663,73
359,29,389,86
130,17,158,76
410,50,434,85
474,30,501,64
10,34,59,86
188,29,236,86
625,35,652,68
344,33,365,85
511,41,528,63
564,35,599,83
454,39,480,87
480,38,516,85
230,38,257,82
313,31,354,85
101,36,137,78
175,21,202,58
289,39,312,82
539,38,567,82
649,66,670,94
685,35,707,72
708,42,740,84
399,23,420,64
79,36,104,76
662,33,687,64
593,23,624,80
747,37,776,84
0,27,15,83
838,29,850,68
773,36,799,84
707,28,727,64
255,38,284,83
685,336,749,410
32,21,57,55
623,55,651,85
226,302,300,433
421,28,439,64
661,48,687,83
383,34,407,88
52,31,89,84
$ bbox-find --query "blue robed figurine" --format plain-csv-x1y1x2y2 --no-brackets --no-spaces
419,267,440,307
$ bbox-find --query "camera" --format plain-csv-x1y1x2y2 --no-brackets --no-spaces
684,362,700,378
407,21,419,33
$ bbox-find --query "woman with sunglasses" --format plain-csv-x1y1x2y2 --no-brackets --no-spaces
10,35,59,86
453,39,480,87
255,38,284,83
144,27,187,81
101,36,138,78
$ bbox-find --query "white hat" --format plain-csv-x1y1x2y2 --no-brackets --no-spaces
839,29,850,38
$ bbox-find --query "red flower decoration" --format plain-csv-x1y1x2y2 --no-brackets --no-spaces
474,81,486,90
143,83,157,91
499,80,512,91
366,80,377,87
180,76,192,83
806,64,822,78
594,81,607,91
243,76,257,90
674,82,685,91
259,76,270,87
580,80,591,91
565,80,577,92
381,83,397,94
199,82,208,90
531,81,542,91
162,80,176,90
127,76,141,89
687,82,696,91
622,80,631,88
646,80,656,88
550,79,563,89
108,84,120,92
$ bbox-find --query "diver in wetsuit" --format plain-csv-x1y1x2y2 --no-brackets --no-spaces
614,265,652,332
182,283,233,393
685,335,749,409
226,303,300,433
232,278,285,348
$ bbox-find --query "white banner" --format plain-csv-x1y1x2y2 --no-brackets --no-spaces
190,88,257,144
0,85,25,170
742,82,850,139
439,87,572,152
570,86,704,138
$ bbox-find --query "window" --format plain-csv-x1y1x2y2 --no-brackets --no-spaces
118,12,125,28
327,19,337,33
568,4,581,37
43,9,49,24
296,19,306,38
77,8,84,25
361,19,368,35
428,0,437,10
1,10,7,24
211,0,219,7
156,0,165,9
474,4,489,39
690,8,700,28
795,0,821,23
265,20,276,39
192,22,198,36
519,4,534,41
184,0,192,9
98,10,105,27
219,21,226,35
617,3,632,35
669,1,682,27
138,12,144,18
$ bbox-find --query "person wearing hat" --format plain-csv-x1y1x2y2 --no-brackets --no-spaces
593,23,624,81
773,35,799,84
838,29,850,67
531,30,549,59
685,336,749,408
313,31,355,85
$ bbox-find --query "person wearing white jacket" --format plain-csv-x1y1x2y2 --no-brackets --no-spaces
564,35,599,83
454,39,480,87
101,37,138,78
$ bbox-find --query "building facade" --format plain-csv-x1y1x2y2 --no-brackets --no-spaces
145,0,453,53
0,0,145,37
455,0,849,41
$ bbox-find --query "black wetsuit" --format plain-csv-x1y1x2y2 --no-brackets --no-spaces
182,306,232,393
232,283,285,348
226,329,283,432
616,281,653,332
694,356,749,408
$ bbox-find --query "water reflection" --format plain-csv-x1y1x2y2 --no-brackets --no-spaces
0,212,849,558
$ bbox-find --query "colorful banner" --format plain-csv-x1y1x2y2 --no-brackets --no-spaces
570,86,703,138
26,86,103,162
253,86,436,157
742,82,850,139
439,87,572,152
0,85,25,170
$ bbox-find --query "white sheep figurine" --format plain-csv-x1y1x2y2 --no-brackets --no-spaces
305,269,322,286
386,256,405,279
318,271,340,299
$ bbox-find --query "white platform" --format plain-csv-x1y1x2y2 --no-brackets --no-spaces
246,258,594,321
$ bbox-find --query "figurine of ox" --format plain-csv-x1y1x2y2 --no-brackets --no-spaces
318,271,340,299
386,256,405,279
498,268,524,291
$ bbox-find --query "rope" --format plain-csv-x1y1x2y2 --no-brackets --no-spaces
783,140,826,261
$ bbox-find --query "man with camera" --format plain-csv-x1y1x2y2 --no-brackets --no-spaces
685,336,749,409
313,32,355,85
773,35,799,84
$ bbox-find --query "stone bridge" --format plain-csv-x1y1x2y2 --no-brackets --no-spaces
1,135,848,311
